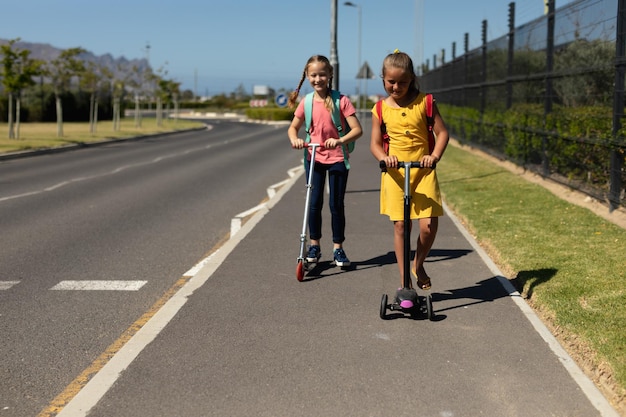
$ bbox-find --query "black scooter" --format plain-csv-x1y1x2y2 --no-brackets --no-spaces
379,160,434,320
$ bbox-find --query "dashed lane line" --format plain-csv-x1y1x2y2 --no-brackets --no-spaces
50,281,147,291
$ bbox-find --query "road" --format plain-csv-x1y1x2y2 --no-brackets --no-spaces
0,118,619,416
0,120,300,417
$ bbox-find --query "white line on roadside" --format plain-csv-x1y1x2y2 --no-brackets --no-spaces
229,168,304,237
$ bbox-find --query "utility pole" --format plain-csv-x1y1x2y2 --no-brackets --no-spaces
344,1,361,112
330,0,339,91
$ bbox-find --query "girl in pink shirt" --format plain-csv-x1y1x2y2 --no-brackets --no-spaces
287,55,362,268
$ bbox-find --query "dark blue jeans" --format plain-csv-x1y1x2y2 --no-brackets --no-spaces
304,160,349,244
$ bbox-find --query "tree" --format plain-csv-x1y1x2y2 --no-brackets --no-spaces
127,64,153,129
0,38,43,139
157,78,181,123
109,63,133,132
554,39,613,107
151,64,170,127
81,61,103,134
47,47,86,137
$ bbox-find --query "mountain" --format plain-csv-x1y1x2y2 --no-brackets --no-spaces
0,39,151,79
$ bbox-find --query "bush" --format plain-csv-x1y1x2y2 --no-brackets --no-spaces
245,107,293,121
441,103,625,199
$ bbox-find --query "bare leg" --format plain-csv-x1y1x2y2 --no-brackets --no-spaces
413,217,438,289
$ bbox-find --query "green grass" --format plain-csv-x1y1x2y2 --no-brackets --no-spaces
0,118,206,154
438,143,626,410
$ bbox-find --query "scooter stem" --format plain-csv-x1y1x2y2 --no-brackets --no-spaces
403,162,412,290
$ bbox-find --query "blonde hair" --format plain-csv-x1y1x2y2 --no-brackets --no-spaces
288,55,335,112
381,50,420,93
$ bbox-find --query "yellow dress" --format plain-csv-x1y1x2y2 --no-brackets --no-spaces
374,92,443,221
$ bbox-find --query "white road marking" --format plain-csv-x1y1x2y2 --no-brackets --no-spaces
0,281,20,290
230,169,304,237
50,281,147,291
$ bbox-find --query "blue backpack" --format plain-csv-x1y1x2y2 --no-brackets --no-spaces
303,90,354,168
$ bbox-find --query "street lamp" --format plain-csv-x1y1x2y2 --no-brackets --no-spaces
331,0,339,91
344,1,361,114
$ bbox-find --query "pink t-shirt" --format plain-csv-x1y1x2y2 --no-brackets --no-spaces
294,94,356,164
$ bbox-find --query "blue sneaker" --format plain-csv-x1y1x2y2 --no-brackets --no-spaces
333,248,351,267
306,245,321,263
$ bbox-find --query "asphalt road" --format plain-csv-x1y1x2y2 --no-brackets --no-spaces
0,118,619,416
0,120,300,417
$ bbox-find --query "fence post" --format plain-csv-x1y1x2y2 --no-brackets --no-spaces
481,20,487,115
610,0,626,211
507,2,515,110
463,33,469,107
542,0,555,177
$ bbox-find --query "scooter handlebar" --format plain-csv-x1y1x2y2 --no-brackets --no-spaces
379,160,436,172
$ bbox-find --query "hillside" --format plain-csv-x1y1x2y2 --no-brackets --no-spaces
0,38,150,79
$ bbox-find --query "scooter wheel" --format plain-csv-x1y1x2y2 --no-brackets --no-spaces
380,294,388,320
296,260,305,282
425,294,433,321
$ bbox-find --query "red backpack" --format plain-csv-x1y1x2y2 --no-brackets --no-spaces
375,93,435,155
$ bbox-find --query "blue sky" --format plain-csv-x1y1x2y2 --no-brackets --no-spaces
1,0,574,97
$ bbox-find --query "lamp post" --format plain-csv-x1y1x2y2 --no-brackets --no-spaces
330,0,339,91
344,1,361,115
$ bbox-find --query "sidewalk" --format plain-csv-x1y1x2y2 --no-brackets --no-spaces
70,144,619,417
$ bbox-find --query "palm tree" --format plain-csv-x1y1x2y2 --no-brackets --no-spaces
0,38,43,139
47,47,86,137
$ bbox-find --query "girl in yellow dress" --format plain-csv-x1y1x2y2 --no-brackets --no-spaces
370,50,449,291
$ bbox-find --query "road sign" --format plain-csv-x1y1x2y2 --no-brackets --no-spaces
357,61,376,79
275,94,288,108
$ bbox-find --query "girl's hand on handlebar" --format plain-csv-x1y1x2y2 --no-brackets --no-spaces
290,138,306,149
323,138,342,149
421,154,439,168
381,155,399,169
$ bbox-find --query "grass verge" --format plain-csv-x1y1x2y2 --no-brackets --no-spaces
0,118,206,154
438,143,626,414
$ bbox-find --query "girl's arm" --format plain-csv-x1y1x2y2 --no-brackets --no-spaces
430,103,449,163
288,116,306,149
324,113,362,149
370,111,398,168
341,114,363,145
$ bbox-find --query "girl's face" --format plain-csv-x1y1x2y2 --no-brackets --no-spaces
306,62,331,94
383,66,413,100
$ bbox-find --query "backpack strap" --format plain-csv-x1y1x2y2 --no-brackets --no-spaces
425,93,435,154
330,90,352,169
375,99,389,154
330,90,345,136
304,92,315,143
